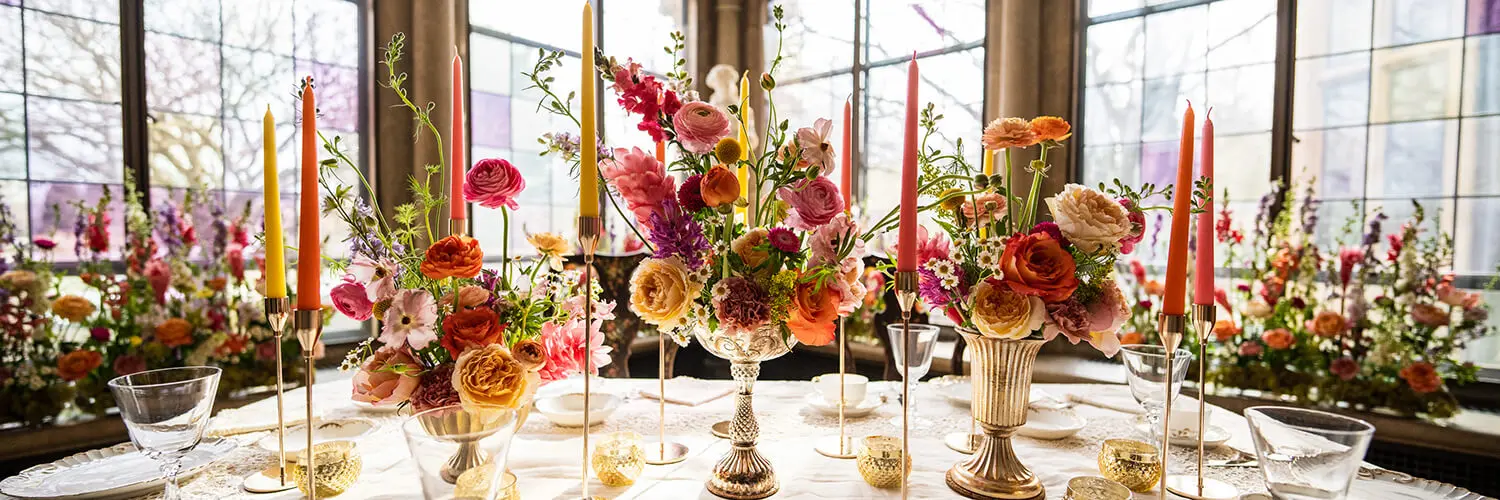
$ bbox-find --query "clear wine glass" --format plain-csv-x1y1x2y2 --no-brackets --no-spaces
886,323,940,425
1245,406,1374,500
108,366,221,500
1119,344,1193,432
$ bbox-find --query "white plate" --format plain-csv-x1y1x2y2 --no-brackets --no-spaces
1017,406,1086,440
938,380,973,406
1135,422,1232,448
254,418,377,454
535,393,622,427
1350,469,1491,500
536,374,614,400
1,438,236,500
804,393,883,418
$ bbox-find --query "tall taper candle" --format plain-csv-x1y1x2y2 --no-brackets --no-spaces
1194,110,1214,305
296,77,320,311
451,50,466,221
579,2,600,217
841,98,852,211
1163,103,1195,316
737,72,751,224
896,54,919,273
263,107,286,298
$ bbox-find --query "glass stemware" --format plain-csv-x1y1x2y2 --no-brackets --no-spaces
1245,406,1374,500
1118,344,1193,432
107,366,222,500
403,404,520,500
885,323,939,424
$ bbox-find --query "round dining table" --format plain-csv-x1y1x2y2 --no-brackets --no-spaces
11,374,1469,499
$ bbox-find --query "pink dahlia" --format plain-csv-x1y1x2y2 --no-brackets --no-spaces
539,318,613,382
767,227,800,253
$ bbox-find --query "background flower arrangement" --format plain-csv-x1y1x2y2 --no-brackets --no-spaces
1124,180,1494,418
329,34,610,414
0,203,74,425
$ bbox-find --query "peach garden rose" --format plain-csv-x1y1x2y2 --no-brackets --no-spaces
453,344,538,410
1045,183,1133,253
629,257,701,331
969,280,1046,339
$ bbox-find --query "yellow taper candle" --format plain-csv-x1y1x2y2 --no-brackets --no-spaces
736,72,750,223
579,2,600,217
262,106,286,298
980,149,994,239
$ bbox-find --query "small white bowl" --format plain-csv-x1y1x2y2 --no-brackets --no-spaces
535,393,622,427
1017,406,1086,440
255,418,377,454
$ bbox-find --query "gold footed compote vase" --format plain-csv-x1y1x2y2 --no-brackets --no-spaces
693,324,798,500
946,329,1046,500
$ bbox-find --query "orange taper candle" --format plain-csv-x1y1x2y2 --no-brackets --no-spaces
296,77,320,311
1163,103,1195,316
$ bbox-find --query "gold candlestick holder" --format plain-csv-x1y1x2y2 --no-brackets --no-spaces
644,332,689,465
893,271,918,500
576,216,606,500
242,297,297,494
1155,312,1184,500
294,308,322,500
1165,304,1238,500
815,317,857,459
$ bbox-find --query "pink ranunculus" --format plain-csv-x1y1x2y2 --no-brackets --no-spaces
778,176,844,231
349,257,397,302
331,280,374,321
671,102,732,154
465,158,527,210
144,259,171,304
351,347,421,407
1238,341,1263,357
600,147,676,231
539,318,613,382
112,354,146,376
795,118,836,169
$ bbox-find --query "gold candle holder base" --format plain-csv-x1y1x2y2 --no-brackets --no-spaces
293,308,323,500
943,432,983,455
642,439,689,465
1155,313,1186,500
1165,475,1239,500
243,297,295,494
814,435,858,459
711,420,731,439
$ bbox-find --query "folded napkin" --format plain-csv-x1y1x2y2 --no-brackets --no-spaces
1065,393,1146,415
639,378,734,406
207,395,319,437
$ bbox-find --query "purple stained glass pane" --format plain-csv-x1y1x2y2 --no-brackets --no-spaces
295,60,357,132
471,91,511,150
0,0,17,6
1471,0,1500,35
1139,140,1201,205
28,182,125,263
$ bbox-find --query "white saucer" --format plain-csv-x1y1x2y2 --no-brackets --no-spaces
255,418,377,454
535,393,622,427
1017,406,1087,440
938,380,972,406
804,393,882,418
1135,422,1232,448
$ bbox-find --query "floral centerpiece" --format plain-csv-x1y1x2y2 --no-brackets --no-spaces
0,203,74,426
1203,183,1492,418
329,35,610,415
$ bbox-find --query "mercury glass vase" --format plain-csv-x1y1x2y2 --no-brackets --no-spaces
946,329,1046,500
693,323,798,500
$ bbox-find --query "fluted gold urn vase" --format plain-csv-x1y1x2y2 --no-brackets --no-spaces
946,329,1046,500
693,324,797,500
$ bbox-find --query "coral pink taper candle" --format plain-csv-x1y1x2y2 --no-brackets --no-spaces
296,77,320,311
1194,110,1214,305
451,50,466,221
841,98,852,211
897,54,919,273
1163,103,1195,316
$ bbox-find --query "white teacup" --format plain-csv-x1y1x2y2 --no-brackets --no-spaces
1169,397,1212,434
813,373,868,406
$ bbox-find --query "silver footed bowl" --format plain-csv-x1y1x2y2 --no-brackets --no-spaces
692,323,798,363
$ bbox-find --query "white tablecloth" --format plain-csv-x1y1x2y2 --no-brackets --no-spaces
77,376,1274,499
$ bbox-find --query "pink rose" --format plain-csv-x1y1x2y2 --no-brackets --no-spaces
351,347,421,407
1238,342,1263,357
778,176,844,231
671,102,732,154
331,280,374,321
601,147,676,231
464,158,527,210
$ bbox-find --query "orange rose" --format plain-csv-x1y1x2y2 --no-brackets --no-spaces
998,232,1078,303
1212,320,1241,342
1143,280,1165,296
421,235,484,280
1118,331,1144,345
51,295,96,323
440,307,506,358
732,228,770,269
453,344,538,409
57,349,103,381
787,275,841,346
1028,116,1071,142
700,165,741,208
155,318,194,348
1310,311,1348,338
1399,362,1442,393
1261,328,1294,350
511,338,547,371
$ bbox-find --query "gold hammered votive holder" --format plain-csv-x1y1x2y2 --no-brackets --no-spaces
1097,439,1162,493
592,431,646,487
452,465,519,500
1065,476,1132,500
289,440,363,497
856,436,911,489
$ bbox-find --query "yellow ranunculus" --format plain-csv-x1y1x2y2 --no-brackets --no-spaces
629,257,701,331
969,281,1046,339
527,232,570,257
